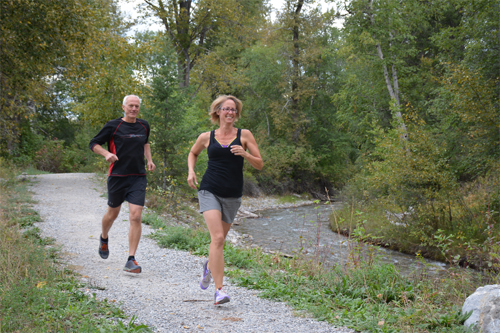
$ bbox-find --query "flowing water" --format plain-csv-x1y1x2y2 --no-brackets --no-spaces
233,202,447,275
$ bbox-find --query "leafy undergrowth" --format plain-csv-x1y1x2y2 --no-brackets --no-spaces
333,161,500,273
146,210,485,333
0,168,152,332
232,263,477,333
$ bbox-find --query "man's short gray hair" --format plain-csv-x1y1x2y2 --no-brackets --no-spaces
122,95,141,106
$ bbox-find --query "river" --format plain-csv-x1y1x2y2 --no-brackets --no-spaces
233,202,447,275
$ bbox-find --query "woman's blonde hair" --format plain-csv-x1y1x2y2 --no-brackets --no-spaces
209,95,242,125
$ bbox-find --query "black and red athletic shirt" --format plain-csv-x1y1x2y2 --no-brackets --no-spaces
89,118,150,177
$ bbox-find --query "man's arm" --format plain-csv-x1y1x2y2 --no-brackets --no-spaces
92,144,118,163
89,121,117,163
144,143,156,172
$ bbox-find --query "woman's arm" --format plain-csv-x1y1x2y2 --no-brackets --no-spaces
231,129,263,170
187,132,210,189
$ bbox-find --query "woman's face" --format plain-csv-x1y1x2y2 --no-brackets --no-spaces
218,99,237,126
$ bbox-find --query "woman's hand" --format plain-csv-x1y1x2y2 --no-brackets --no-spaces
237,130,263,170
187,171,198,189
230,145,247,157
187,132,209,190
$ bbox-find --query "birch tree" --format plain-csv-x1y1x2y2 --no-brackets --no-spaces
339,0,425,139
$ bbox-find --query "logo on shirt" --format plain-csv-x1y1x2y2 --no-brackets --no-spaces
119,134,145,139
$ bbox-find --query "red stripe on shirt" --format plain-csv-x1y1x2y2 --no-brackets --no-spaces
108,121,122,176
108,137,116,176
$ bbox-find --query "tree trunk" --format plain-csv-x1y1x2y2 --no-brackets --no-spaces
369,0,408,140
291,0,304,142
176,0,191,87
146,0,193,88
162,155,167,191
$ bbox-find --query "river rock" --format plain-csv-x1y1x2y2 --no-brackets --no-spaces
237,208,259,219
462,284,500,332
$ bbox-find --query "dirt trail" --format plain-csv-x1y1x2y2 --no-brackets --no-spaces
30,173,354,333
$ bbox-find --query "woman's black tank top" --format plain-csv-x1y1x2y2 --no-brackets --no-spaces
199,129,244,198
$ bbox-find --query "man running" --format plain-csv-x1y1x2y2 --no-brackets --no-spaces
89,95,155,273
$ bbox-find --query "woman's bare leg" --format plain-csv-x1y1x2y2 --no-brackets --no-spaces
203,209,231,289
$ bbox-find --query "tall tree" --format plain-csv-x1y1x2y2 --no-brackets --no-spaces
338,0,426,139
236,3,353,191
432,0,499,80
260,0,331,143
140,33,192,189
68,34,148,125
0,0,92,152
0,0,140,154
140,0,266,88
291,0,305,127
428,0,500,178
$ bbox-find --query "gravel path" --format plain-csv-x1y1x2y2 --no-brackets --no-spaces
30,173,354,333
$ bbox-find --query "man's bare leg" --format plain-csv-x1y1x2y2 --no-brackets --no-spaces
102,205,121,239
128,203,143,256
99,205,121,259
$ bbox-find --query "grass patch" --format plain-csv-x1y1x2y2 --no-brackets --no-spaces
231,262,476,332
142,212,167,230
277,194,304,204
0,168,152,332
22,166,50,175
150,215,493,332
149,225,211,256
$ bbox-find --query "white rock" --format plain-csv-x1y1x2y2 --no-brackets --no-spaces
462,284,500,332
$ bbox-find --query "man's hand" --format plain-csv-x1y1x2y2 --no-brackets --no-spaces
91,144,118,164
105,153,118,163
147,161,156,172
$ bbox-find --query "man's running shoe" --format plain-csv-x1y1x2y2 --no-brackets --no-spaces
200,260,212,290
98,235,109,259
214,289,230,305
124,259,142,273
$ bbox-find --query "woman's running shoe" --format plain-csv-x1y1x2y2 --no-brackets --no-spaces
200,260,211,289
214,289,230,305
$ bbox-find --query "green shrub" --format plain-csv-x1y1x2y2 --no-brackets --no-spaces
142,212,166,229
150,226,211,255
33,140,68,173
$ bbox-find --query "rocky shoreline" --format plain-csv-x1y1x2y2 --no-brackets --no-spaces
238,195,316,217
230,196,318,250
158,195,317,226
158,195,319,251
243,195,316,209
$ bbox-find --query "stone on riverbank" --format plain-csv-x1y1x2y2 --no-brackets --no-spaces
462,284,500,332
237,208,259,219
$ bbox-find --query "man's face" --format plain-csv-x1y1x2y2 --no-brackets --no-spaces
122,96,141,120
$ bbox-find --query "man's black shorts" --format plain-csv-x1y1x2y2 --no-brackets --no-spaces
107,176,147,208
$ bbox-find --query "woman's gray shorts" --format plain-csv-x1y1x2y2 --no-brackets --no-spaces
198,190,242,224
